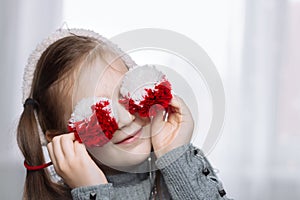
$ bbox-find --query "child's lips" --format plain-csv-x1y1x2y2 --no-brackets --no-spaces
114,128,142,145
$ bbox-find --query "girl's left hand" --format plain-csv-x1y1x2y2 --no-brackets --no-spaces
151,95,194,158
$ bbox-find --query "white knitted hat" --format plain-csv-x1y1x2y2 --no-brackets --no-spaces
22,28,136,103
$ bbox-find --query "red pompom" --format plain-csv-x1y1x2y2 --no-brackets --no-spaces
120,80,173,117
68,100,118,148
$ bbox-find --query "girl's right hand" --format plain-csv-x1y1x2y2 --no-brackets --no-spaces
47,132,108,188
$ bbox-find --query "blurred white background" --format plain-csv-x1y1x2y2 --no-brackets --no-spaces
1,0,300,199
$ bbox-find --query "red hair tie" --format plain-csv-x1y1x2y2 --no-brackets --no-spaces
24,160,52,171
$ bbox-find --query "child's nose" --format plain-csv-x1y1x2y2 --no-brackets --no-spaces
116,102,135,128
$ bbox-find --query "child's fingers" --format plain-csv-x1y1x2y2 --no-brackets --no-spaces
169,95,184,114
47,142,58,170
48,133,81,176
60,133,76,158
170,95,193,121
170,95,181,108
151,110,165,136
74,140,88,157
45,130,64,142
51,136,65,164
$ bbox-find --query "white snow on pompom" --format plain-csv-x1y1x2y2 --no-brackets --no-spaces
69,97,112,122
120,65,166,103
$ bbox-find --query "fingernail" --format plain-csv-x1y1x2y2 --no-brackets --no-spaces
163,108,169,121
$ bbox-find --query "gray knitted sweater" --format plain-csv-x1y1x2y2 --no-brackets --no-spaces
71,144,231,200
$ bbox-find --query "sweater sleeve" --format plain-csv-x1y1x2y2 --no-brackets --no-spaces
71,183,114,200
156,144,232,200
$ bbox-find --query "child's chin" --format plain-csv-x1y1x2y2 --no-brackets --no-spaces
109,154,152,172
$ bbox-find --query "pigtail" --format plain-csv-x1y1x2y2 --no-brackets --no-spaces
17,34,107,199
17,104,72,200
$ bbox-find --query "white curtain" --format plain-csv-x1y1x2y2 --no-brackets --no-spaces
210,0,300,199
0,0,63,199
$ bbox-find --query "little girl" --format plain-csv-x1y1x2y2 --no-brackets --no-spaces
17,28,231,200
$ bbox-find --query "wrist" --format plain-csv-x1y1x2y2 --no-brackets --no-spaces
155,144,191,169
153,143,186,158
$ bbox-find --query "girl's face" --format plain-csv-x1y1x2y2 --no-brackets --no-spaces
72,55,152,171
